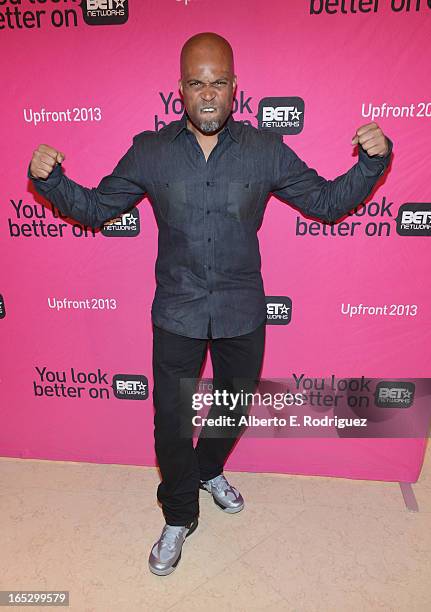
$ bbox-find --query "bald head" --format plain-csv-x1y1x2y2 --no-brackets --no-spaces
180,32,234,78
179,33,237,136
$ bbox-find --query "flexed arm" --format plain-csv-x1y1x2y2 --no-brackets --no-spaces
28,139,146,230
271,122,393,223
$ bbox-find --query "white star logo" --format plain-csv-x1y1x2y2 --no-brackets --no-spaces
290,108,302,121
126,213,137,226
114,0,126,8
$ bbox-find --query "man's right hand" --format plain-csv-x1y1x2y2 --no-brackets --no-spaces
29,144,65,179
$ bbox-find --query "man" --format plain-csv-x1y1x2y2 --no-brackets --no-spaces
28,32,393,576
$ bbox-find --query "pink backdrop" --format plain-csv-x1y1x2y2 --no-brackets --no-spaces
1,0,430,482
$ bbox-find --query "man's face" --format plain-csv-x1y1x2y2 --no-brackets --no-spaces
179,52,237,134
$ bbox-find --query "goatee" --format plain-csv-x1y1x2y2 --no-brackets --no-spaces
199,120,220,133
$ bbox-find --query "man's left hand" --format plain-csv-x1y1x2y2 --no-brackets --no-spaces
351,122,389,157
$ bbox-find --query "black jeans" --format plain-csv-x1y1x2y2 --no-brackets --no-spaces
152,319,266,526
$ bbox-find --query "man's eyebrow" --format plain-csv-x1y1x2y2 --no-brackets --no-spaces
186,77,230,83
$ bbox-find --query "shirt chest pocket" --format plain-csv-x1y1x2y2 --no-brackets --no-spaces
226,181,264,222
152,180,189,229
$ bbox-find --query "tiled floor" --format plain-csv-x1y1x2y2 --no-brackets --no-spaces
1,445,430,612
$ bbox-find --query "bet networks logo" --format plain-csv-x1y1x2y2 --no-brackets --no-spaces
265,296,292,325
374,381,415,408
80,0,129,26
396,203,431,236
101,210,140,237
257,97,304,134
112,374,149,400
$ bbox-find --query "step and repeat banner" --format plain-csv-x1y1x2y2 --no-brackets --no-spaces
1,0,430,481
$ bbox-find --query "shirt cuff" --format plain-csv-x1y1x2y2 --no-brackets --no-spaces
28,162,63,191
358,136,393,176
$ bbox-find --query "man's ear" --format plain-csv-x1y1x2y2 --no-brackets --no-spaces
233,74,238,91
178,78,183,95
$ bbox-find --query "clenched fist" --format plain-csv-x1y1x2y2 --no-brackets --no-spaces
29,144,65,179
351,122,389,157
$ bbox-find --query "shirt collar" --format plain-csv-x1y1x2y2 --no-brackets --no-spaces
168,112,241,143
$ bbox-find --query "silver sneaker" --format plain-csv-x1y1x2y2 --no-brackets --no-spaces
199,474,244,513
148,517,198,576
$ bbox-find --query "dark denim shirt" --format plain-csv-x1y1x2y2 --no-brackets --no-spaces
28,113,393,339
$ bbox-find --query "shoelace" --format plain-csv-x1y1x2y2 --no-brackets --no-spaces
208,474,237,497
160,525,185,551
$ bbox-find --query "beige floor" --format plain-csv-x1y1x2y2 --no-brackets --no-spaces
1,445,431,612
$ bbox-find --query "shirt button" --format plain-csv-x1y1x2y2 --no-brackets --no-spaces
207,210,210,214
208,265,212,270
209,290,213,294
206,181,211,186
208,237,211,242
